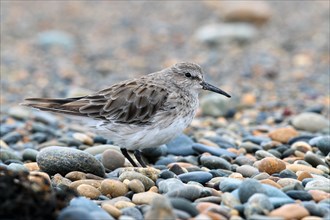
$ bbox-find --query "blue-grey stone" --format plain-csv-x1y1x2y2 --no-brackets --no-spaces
57,207,94,220
178,171,212,184
286,190,313,201
242,136,271,145
309,136,330,155
220,178,242,192
142,144,167,158
166,134,195,156
244,193,274,218
166,185,203,201
37,30,75,49
158,178,184,193
200,155,232,170
203,136,237,149
7,163,29,173
192,143,237,158
121,207,143,220
238,179,266,203
279,169,297,179
22,148,39,161
0,149,21,161
2,131,22,145
70,197,101,211
155,157,176,166
37,146,105,177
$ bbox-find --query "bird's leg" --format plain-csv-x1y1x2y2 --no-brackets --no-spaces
120,148,138,167
134,150,147,168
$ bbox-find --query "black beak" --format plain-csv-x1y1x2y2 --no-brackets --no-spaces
201,81,231,98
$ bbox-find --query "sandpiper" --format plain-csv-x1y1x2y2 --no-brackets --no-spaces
22,62,231,167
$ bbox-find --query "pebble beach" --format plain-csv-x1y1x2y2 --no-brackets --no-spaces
1,1,330,220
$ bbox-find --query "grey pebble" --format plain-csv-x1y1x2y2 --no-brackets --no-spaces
121,207,143,220
84,144,120,155
236,164,259,177
2,131,22,145
200,155,231,170
102,149,125,171
158,178,185,193
118,171,154,190
7,163,29,173
178,171,212,184
37,146,105,177
166,134,195,156
291,112,330,132
304,151,327,167
286,190,313,201
238,179,266,203
57,207,95,220
244,193,274,218
279,169,297,179
166,185,203,201
169,197,199,217
239,142,262,153
192,143,237,158
0,149,22,162
22,148,39,161
309,136,330,155
220,178,242,192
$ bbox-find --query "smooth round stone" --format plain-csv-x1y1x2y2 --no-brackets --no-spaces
236,165,259,177
2,131,22,145
132,191,162,205
239,142,262,153
257,157,286,175
194,196,222,204
121,207,143,220
72,132,94,145
37,146,105,177
169,163,186,175
128,179,145,193
166,185,203,201
192,143,237,158
100,179,128,198
309,136,330,155
244,193,274,218
22,148,39,161
144,195,175,220
317,165,329,174
101,204,122,219
57,207,95,220
305,179,330,192
142,144,167,158
279,169,298,179
114,201,135,209
304,152,327,167
268,127,299,144
286,164,323,175
90,210,114,220
200,155,231,170
221,192,241,208
234,155,254,166
219,178,242,192
169,198,199,217
84,145,120,155
69,179,101,190
70,197,102,211
77,184,101,199
7,163,29,173
286,190,313,201
30,132,48,143
292,112,330,132
255,150,276,159
155,157,176,166
159,170,177,179
269,203,309,219
166,134,195,156
158,178,185,193
118,171,154,190
0,149,22,161
238,179,266,203
178,171,212,184
102,149,125,171
277,178,301,188
65,171,87,181
253,172,270,180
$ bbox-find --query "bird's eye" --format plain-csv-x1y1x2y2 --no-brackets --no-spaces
185,72,192,77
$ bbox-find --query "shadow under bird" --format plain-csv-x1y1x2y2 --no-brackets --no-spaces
22,62,231,167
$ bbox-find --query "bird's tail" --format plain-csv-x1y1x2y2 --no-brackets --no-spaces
21,97,86,116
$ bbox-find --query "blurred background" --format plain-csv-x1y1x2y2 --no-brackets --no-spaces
1,1,329,117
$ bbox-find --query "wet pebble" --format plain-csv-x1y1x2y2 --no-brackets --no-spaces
200,155,232,170
178,171,212,184
193,143,237,158
37,146,105,176
166,134,195,156
309,136,330,155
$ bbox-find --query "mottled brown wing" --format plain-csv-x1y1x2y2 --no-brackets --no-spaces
76,80,169,124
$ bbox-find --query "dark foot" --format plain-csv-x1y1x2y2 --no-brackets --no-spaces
134,150,147,168
121,148,138,167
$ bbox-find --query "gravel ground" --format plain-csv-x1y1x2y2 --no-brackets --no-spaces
1,1,330,220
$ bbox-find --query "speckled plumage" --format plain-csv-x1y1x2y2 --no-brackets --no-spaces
22,62,230,166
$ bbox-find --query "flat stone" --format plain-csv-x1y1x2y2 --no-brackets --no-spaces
269,203,309,219
77,184,101,199
178,171,213,184
200,155,232,170
132,191,163,205
37,146,105,177
291,112,330,132
268,127,299,144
